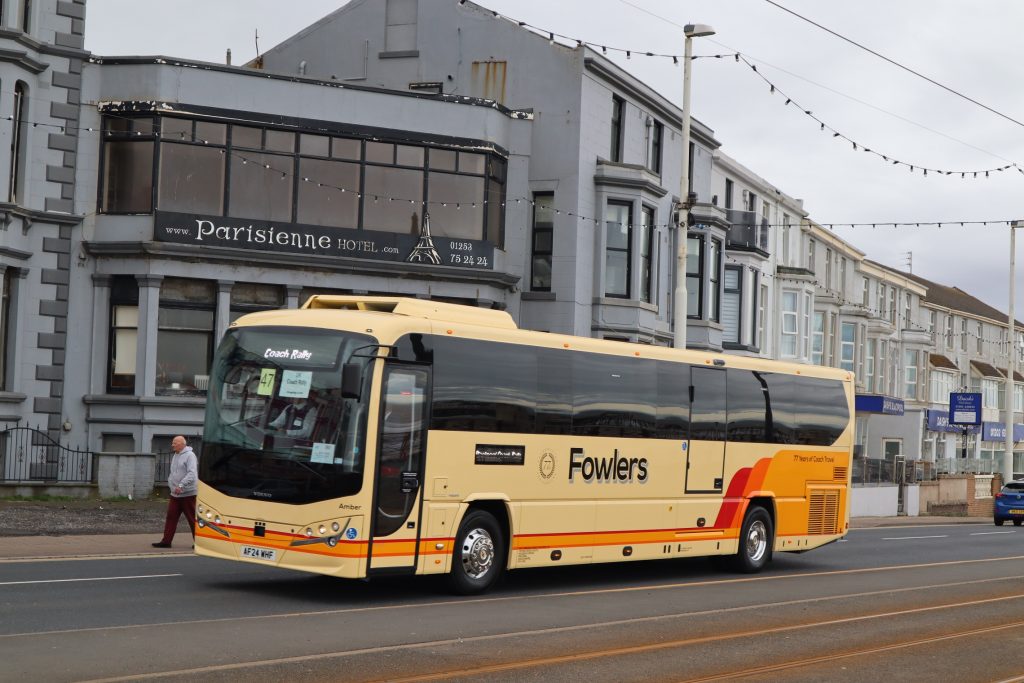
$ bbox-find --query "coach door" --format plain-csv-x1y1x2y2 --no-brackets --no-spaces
368,364,430,574
686,366,726,493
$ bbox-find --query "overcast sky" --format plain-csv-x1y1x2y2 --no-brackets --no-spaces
85,0,1024,314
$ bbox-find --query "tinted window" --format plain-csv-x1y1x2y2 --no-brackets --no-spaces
762,373,799,444
656,360,690,439
572,353,656,438
727,369,767,442
691,367,726,441
536,348,572,434
1003,482,1024,493
431,337,536,433
793,376,848,445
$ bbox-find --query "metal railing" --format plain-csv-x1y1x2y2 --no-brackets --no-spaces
0,425,93,483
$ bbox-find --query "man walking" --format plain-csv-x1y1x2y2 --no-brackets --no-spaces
152,435,198,549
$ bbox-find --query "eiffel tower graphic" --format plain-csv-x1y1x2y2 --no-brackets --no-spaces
407,212,442,265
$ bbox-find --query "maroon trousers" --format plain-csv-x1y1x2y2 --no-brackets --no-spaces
160,494,196,545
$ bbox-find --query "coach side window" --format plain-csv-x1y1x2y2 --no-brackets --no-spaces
690,367,726,441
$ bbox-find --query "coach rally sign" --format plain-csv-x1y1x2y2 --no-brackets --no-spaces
154,211,494,270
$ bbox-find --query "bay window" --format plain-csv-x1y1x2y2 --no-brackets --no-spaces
605,201,632,298
904,349,918,399
108,276,139,393
781,291,798,358
840,321,856,371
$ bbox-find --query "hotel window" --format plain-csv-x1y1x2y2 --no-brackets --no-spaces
750,272,759,346
839,258,847,291
781,214,791,264
825,248,832,289
877,284,886,320
100,114,507,246
977,322,984,353
709,238,722,322
930,369,955,404
646,119,663,174
724,178,734,210
640,206,654,303
983,378,1001,410
904,293,912,329
879,340,888,392
781,291,799,358
101,116,156,213
107,276,139,394
605,201,632,298
811,311,824,365
904,349,918,399
840,322,856,372
229,283,285,324
888,288,896,325
722,266,742,344
961,319,968,351
156,278,215,396
17,0,29,32
862,278,869,307
610,95,624,162
0,269,10,390
758,282,767,349
865,339,875,393
1016,383,1024,413
8,82,27,204
686,235,702,319
807,238,815,272
530,193,554,291
946,315,954,349
803,293,812,358
158,118,227,216
929,310,937,343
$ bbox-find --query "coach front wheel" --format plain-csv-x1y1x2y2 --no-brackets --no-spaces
733,506,773,573
448,509,505,595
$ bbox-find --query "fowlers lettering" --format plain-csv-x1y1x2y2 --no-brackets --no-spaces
568,448,649,483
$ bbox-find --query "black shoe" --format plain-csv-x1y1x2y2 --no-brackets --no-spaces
152,542,171,548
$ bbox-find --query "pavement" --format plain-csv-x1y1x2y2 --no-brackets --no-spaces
0,516,993,562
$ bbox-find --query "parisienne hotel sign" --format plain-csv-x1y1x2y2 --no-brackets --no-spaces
154,211,495,270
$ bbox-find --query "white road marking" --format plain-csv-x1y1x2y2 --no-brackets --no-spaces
881,535,948,541
0,573,181,587
971,531,1017,536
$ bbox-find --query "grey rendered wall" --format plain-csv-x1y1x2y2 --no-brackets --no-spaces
261,0,593,333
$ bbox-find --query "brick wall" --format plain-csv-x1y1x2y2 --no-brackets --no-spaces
966,473,1002,517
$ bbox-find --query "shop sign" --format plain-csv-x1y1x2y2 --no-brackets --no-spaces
926,409,978,434
854,394,904,415
949,392,982,425
981,421,1024,442
154,211,495,270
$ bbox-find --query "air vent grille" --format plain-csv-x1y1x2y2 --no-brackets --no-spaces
808,490,840,535
833,466,848,482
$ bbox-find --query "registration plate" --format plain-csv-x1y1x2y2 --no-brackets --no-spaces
1010,510,1024,515
241,545,277,561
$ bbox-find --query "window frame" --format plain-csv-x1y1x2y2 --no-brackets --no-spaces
604,200,633,299
722,264,743,345
647,119,663,174
530,192,555,292
610,95,625,163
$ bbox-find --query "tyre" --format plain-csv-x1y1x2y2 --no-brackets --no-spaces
995,517,1005,526
732,505,773,573
1014,519,1022,527
448,509,505,595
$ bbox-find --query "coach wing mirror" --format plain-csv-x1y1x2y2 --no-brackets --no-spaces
341,363,362,399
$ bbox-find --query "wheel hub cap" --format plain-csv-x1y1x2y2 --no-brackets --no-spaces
747,520,767,562
461,528,494,579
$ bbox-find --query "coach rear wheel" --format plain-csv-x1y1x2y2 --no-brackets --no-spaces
448,509,505,595
733,506,773,573
1014,519,1023,527
995,517,1005,526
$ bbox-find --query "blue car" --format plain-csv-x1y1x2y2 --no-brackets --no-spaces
994,481,1024,526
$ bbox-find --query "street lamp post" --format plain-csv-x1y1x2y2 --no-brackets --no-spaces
673,23,715,349
1007,221,1023,484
